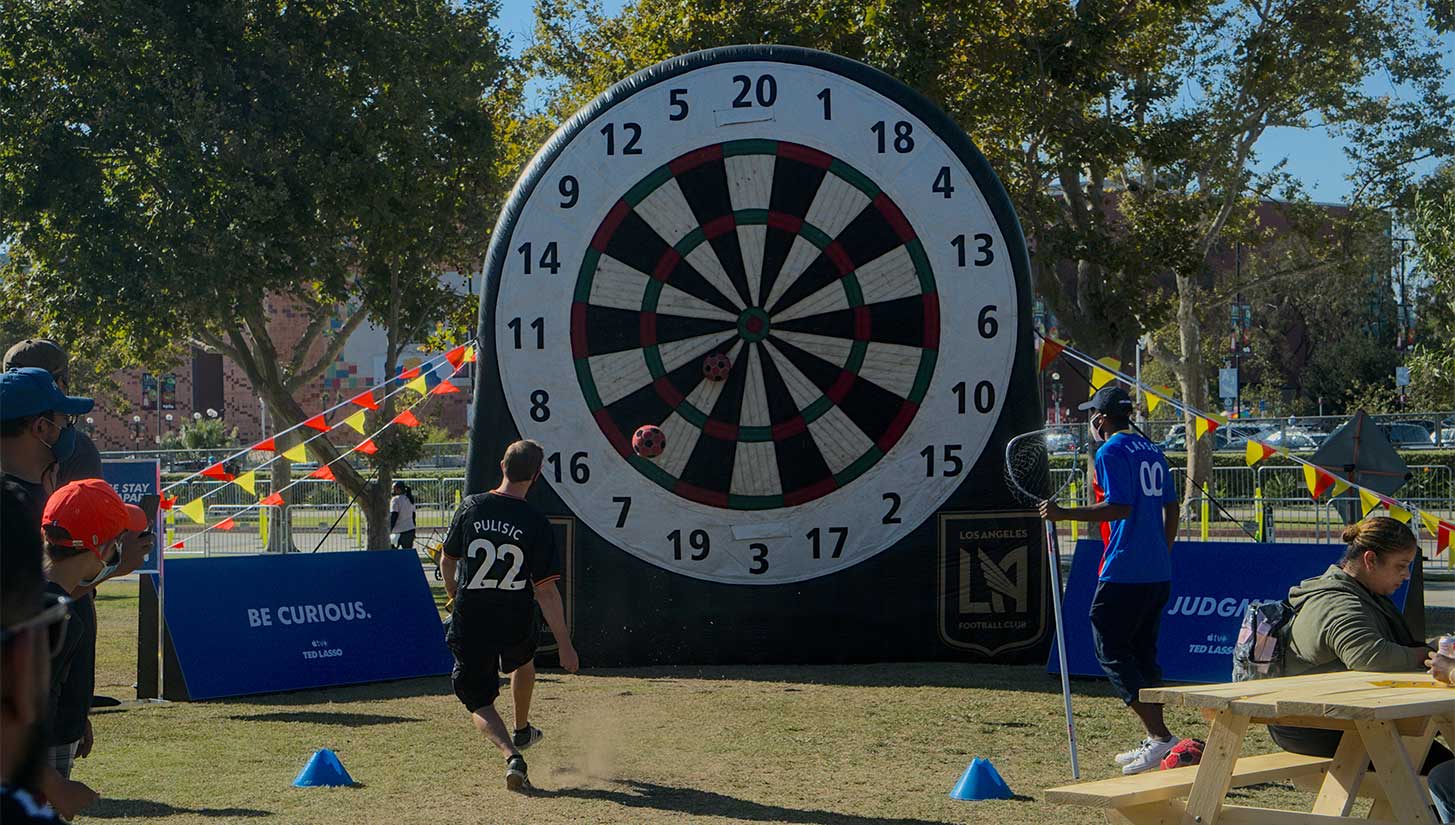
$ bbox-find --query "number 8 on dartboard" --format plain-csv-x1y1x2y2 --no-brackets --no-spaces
472,46,1029,585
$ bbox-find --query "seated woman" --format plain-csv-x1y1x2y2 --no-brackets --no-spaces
1271,516,1449,773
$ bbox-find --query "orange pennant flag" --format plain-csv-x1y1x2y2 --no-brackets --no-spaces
431,379,461,395
159,496,176,510
1245,441,1276,467
215,517,237,532
1038,338,1066,372
260,492,285,507
1437,522,1452,556
200,463,235,483
393,410,421,428
254,437,276,452
354,439,379,455
308,465,336,481
445,345,468,370
169,540,185,550
399,366,421,380
349,391,379,411
303,414,330,432
1303,464,1334,500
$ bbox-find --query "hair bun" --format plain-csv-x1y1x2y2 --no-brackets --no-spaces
1341,522,1363,544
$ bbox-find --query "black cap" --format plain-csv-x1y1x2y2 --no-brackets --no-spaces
1078,385,1133,414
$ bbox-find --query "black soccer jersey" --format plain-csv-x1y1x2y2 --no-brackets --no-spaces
442,491,559,637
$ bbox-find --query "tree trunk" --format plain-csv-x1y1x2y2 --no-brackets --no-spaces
364,478,390,550
266,426,297,553
1175,273,1213,511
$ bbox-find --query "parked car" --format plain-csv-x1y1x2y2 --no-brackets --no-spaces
1261,429,1328,450
1159,425,1263,452
1042,428,1081,453
1378,422,1436,449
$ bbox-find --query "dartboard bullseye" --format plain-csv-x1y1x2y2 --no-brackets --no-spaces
474,46,1029,585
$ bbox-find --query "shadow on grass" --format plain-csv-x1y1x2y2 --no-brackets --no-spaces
225,711,424,726
568,663,1123,695
546,778,978,824
83,798,271,818
233,676,451,706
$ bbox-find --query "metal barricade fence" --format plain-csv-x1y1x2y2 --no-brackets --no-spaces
163,476,470,557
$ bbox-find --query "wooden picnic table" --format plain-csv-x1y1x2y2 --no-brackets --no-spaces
1047,671,1454,825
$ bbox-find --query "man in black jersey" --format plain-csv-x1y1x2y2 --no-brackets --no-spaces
440,439,579,792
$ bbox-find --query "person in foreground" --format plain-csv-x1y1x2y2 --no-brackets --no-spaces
1040,386,1181,774
1,481,61,822
35,480,148,819
440,439,579,792
1270,516,1450,773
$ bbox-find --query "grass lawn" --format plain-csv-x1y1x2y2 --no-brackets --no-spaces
75,582,1361,824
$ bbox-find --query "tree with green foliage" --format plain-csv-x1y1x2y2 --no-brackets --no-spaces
1402,162,1455,410
527,0,1452,503
1,0,510,549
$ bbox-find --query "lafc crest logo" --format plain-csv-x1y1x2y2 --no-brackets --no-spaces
937,513,1048,658
960,546,1027,615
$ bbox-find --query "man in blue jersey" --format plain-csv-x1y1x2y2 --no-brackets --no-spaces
1041,385,1181,775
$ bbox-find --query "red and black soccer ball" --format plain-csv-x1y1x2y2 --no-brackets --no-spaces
1161,738,1205,770
633,424,667,458
702,352,732,382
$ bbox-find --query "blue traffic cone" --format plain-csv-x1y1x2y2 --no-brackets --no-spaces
949,757,1014,801
293,748,355,787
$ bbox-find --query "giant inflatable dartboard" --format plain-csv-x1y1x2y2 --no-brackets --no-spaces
473,46,1030,590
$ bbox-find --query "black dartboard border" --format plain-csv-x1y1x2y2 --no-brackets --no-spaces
468,44,1035,522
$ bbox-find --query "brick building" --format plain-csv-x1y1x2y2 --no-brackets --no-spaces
84,280,475,451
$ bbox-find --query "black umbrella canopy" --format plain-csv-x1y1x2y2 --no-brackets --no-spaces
1311,410,1411,524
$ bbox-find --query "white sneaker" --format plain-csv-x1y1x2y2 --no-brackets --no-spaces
1114,737,1156,766
1122,736,1178,775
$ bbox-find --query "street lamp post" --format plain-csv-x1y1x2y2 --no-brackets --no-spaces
1051,372,1063,425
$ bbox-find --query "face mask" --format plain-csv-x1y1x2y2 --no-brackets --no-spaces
78,541,121,588
1087,414,1105,443
37,417,77,463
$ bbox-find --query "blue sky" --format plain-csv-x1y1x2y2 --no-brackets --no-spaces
496,0,1453,204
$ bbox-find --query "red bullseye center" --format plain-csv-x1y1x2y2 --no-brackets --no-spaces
737,307,772,343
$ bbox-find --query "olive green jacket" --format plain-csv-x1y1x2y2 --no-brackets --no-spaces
1284,565,1426,677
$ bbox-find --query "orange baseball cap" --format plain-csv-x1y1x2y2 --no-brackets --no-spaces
42,479,148,553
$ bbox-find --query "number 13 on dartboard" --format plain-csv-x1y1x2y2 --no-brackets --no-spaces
481,46,1027,585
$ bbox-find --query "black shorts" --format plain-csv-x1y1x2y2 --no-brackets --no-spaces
447,619,537,713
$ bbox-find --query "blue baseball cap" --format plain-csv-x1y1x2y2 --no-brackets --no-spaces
0,368,94,421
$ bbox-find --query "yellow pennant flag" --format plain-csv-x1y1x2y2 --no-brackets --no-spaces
344,411,367,435
283,443,307,463
1145,390,1162,414
406,375,428,395
233,471,256,496
1421,511,1441,535
179,497,206,525
1089,358,1122,394
1331,478,1351,497
1387,503,1413,524
1359,488,1381,517
463,345,477,363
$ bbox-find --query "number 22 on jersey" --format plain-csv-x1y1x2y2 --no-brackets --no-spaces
464,538,527,591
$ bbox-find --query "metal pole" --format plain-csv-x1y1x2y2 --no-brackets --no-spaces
1044,520,1080,779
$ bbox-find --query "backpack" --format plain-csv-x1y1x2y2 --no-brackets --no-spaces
1231,600,1296,681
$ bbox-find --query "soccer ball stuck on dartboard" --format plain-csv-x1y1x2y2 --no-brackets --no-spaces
633,425,666,458
701,352,732,382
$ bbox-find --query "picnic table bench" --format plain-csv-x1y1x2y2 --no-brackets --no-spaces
1047,671,1454,824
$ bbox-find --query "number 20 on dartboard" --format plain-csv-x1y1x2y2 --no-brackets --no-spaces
485,48,1025,584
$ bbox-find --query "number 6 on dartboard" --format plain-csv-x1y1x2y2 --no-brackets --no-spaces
481,46,1026,585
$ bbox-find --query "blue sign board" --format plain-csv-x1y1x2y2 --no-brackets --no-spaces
162,550,451,699
1050,540,1410,684
102,459,163,574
